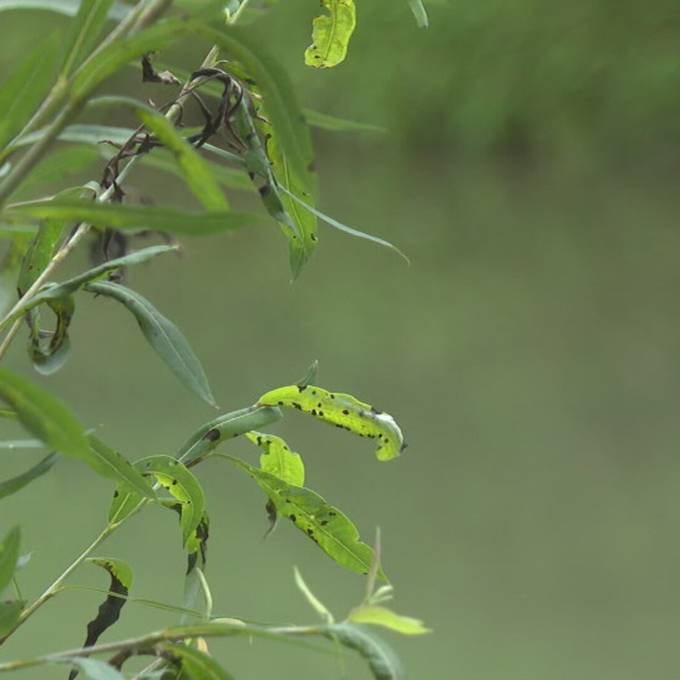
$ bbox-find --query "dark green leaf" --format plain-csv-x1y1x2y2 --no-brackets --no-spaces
201,26,313,180
0,33,60,151
163,644,234,680
60,0,116,77
0,601,23,636
0,452,58,501
68,558,133,680
325,623,402,680
0,526,20,594
258,384,406,461
0,368,91,462
3,201,265,236
227,457,379,576
86,281,217,408
176,405,283,466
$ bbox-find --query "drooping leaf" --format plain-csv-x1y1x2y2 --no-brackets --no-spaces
3,201,264,237
0,0,128,21
60,0,116,78
407,0,429,28
163,643,235,680
258,384,406,461
305,0,357,69
62,657,126,680
348,605,430,635
0,33,60,152
226,457,379,576
85,281,217,408
0,368,91,462
245,431,304,487
109,455,204,546
0,452,58,501
87,435,156,499
90,96,229,210
200,26,313,180
68,558,134,680
176,405,283,466
0,526,20,594
0,601,23,636
325,623,403,680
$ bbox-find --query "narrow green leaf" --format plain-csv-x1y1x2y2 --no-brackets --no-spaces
0,452,58,501
407,0,429,28
0,438,44,449
303,108,385,134
60,0,116,77
163,644,235,680
0,0,128,21
61,658,125,680
0,33,60,151
279,185,410,264
305,0,357,69
294,567,334,624
326,623,402,680
0,409,16,419
201,25,313,180
245,431,305,487
258,384,406,461
176,405,283,466
85,281,217,408
0,527,20,594
0,601,23,636
348,605,431,635
0,368,91,461
3,201,264,236
227,457,378,576
87,435,156,500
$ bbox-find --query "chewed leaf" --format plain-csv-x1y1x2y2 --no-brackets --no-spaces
176,405,282,466
163,643,235,680
258,385,405,461
245,431,305,487
305,0,357,69
227,457,380,576
110,455,204,546
0,452,58,501
85,281,216,408
69,558,133,680
348,605,431,635
164,501,210,574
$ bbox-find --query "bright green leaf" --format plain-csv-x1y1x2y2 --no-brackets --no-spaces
258,384,406,461
85,281,217,408
245,431,305,487
305,0,357,69
348,605,431,635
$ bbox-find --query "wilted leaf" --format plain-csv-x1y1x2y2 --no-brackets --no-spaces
258,384,405,461
86,281,217,407
305,0,357,69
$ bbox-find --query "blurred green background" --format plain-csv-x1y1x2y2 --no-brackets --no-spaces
2,0,680,678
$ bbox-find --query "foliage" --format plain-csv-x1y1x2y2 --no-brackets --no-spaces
0,1,430,677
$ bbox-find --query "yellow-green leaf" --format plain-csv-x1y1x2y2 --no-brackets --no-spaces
245,431,305,487
258,385,405,461
348,605,431,635
305,0,357,69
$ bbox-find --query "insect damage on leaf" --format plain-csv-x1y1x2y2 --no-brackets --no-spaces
69,558,133,680
305,0,357,69
258,385,406,461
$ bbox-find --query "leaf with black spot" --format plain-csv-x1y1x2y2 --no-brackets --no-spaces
68,558,133,680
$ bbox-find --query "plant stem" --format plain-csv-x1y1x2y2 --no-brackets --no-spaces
228,0,255,24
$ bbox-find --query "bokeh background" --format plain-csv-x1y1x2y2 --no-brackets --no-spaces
2,0,680,678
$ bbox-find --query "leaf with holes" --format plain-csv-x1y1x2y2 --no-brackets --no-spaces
245,431,304,487
305,0,357,69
